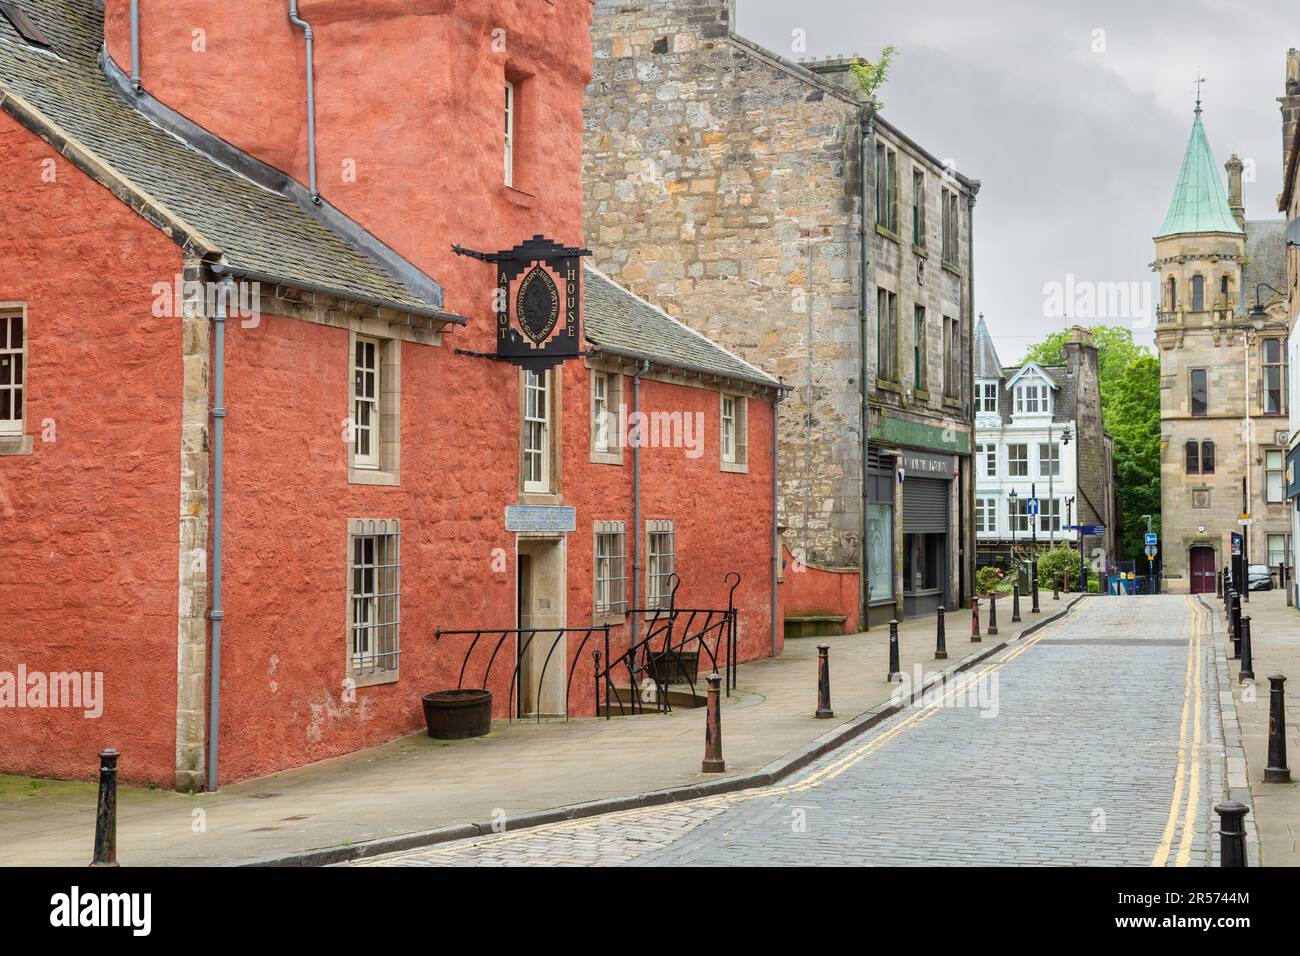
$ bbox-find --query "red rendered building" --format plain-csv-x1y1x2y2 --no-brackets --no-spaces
0,0,783,789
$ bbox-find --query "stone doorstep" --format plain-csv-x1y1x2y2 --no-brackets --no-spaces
247,595,1088,867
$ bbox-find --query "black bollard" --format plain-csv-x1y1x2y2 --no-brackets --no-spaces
1216,569,1223,599
90,748,120,868
1053,572,1060,601
701,673,725,773
1031,560,1041,614
987,591,999,636
887,619,902,682
935,606,948,660
1011,584,1022,623
1214,801,1250,867
815,644,834,719
1239,615,1255,683
1230,592,1241,659
970,598,981,643
1265,674,1290,783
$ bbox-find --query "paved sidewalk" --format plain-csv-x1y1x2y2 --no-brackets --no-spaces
0,592,1078,866
1212,588,1300,866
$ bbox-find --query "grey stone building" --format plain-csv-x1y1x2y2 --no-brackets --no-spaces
583,0,979,625
1153,102,1290,593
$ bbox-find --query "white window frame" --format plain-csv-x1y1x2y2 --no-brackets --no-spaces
975,380,998,414
1015,383,1045,415
347,518,401,687
1007,443,1028,477
352,336,381,470
504,81,515,187
1039,442,1060,478
1041,498,1062,533
975,497,997,534
719,392,748,472
594,521,628,618
592,371,611,455
1266,449,1285,504
646,520,677,609
975,442,997,478
524,368,550,493
1009,497,1031,533
0,307,25,438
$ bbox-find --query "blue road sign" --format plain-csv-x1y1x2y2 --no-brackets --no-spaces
1027,498,1040,516
1069,524,1106,536
1145,532,1158,547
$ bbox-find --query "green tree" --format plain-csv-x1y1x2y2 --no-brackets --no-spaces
849,47,897,109
1019,326,1160,562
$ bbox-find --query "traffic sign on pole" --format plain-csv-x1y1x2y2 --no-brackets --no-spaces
1145,532,1158,547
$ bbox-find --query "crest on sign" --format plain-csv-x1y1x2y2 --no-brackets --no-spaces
453,235,591,371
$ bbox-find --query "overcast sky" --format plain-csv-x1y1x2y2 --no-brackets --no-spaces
736,0,1293,363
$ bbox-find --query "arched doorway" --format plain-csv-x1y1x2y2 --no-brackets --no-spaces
1189,546,1216,594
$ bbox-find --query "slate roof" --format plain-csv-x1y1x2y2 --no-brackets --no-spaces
1239,219,1288,313
1156,110,1244,238
583,265,782,390
993,364,1074,426
973,315,1002,379
0,0,455,320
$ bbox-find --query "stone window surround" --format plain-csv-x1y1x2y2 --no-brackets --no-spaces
0,302,31,457
346,517,401,689
592,519,628,625
646,519,677,610
519,365,564,504
589,366,624,466
347,328,400,486
1189,367,1209,417
720,391,748,473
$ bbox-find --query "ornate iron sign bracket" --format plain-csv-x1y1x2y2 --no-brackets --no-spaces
453,235,591,371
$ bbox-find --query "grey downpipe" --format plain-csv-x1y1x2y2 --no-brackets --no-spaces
288,1,320,203
129,0,140,90
859,112,874,631
206,272,231,792
771,392,781,657
631,360,650,648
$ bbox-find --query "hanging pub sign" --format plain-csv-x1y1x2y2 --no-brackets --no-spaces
452,235,591,371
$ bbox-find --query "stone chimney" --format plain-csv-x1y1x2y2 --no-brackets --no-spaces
1225,154,1246,229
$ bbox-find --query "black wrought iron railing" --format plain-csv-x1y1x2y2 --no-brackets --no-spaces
434,625,611,723
436,573,742,722
596,572,740,718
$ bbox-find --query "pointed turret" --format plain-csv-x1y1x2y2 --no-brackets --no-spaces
1156,108,1244,237
973,314,1002,380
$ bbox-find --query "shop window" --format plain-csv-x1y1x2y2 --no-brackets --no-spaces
347,519,400,687
867,503,894,603
904,533,944,593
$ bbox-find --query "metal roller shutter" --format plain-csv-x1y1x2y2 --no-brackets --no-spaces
902,477,949,534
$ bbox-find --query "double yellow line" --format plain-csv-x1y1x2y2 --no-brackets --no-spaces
1151,597,1206,867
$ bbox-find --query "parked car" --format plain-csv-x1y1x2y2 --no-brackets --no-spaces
1248,565,1275,591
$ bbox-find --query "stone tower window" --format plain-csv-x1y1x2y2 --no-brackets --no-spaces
1167,276,1177,311
1190,369,1208,417
1191,275,1205,311
1185,440,1199,475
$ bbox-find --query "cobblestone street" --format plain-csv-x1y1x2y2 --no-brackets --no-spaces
355,596,1228,867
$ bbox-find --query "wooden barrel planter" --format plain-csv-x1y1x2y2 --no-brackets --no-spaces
422,689,493,739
